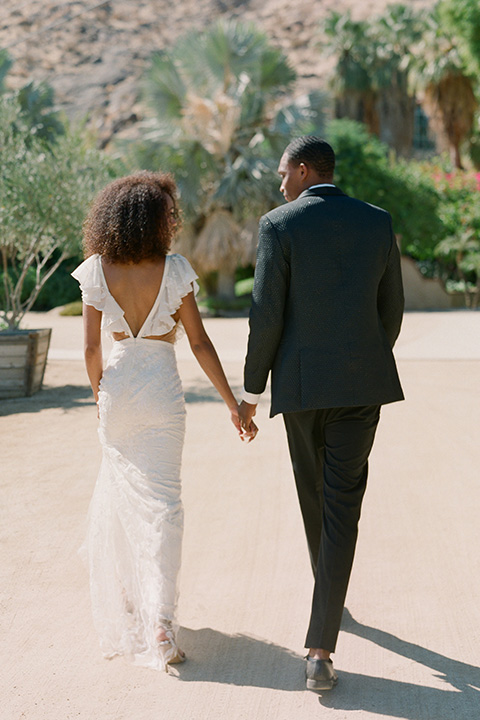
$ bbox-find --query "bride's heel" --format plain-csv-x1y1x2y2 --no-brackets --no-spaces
157,622,186,672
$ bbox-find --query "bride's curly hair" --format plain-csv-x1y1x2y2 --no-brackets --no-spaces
83,171,181,262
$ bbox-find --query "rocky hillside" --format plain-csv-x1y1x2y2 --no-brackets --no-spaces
1,0,434,146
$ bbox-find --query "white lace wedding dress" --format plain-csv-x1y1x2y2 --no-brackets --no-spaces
72,253,198,670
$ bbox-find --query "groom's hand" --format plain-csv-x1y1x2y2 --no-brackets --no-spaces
239,400,257,437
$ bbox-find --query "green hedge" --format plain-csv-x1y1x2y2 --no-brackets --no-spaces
327,119,445,260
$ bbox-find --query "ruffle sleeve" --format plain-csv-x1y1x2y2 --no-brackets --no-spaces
71,254,125,332
164,254,199,315
145,254,199,340
71,254,108,310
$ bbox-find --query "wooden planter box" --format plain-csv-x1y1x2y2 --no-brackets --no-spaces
0,328,52,399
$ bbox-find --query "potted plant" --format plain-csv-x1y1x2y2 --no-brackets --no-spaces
0,92,115,398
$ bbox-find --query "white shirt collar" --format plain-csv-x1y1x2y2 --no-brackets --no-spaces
307,183,336,189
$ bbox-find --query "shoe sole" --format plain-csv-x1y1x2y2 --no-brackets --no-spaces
306,677,338,692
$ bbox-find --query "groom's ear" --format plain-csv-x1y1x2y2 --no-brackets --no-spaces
299,162,315,186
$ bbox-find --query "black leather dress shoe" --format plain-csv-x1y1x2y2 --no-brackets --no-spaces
305,656,338,691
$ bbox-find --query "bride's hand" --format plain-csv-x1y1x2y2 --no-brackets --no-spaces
243,420,259,443
230,405,258,442
230,405,243,437
230,405,259,442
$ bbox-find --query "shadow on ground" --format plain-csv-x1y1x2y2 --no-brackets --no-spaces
0,382,245,416
174,616,480,716
317,609,480,719
174,627,304,691
184,383,244,405
0,384,95,416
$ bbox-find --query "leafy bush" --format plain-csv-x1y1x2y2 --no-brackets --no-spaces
327,119,445,259
428,167,480,305
235,277,254,297
198,296,252,315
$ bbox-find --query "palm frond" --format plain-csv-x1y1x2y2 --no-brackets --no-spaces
145,52,186,120
16,82,65,142
0,50,12,93
133,18,322,281
193,209,242,272
271,91,328,139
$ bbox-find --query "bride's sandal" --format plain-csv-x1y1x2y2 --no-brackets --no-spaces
157,623,186,672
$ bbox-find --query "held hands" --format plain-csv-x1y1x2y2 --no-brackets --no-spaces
230,401,258,442
238,400,259,442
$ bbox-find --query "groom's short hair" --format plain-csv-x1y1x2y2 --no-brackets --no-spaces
285,136,335,178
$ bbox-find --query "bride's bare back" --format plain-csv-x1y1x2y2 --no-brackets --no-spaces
101,257,177,342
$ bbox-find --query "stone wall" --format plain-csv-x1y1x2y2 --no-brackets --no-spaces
401,256,464,311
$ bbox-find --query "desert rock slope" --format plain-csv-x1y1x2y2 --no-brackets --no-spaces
1,0,434,144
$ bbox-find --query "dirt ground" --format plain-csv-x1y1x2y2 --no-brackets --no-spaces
1,311,479,720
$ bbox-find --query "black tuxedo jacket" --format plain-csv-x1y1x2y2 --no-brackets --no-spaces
243,186,404,417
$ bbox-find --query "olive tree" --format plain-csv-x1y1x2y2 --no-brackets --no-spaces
0,94,115,329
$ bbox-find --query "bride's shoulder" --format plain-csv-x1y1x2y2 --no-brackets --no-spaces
165,254,199,298
168,252,190,263
167,253,196,274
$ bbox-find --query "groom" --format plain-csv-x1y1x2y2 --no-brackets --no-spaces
238,136,404,691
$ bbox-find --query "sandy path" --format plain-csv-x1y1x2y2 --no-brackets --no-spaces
1,311,480,720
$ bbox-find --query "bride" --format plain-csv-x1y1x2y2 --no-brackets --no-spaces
72,171,257,671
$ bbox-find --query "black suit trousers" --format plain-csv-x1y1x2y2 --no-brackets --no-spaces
283,404,380,652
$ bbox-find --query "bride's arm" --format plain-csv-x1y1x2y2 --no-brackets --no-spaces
178,291,237,410
177,291,256,439
83,303,103,404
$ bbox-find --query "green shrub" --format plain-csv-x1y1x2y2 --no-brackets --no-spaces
198,296,252,314
327,119,445,260
59,301,83,316
235,277,254,296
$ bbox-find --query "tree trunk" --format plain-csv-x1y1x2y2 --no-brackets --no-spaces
363,91,380,136
335,93,365,123
422,75,477,171
377,74,415,157
451,143,463,170
217,270,236,300
334,91,380,137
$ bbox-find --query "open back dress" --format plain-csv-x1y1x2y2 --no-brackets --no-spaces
72,252,198,670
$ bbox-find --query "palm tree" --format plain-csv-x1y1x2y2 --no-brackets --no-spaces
132,19,326,299
323,13,378,134
16,81,65,143
323,6,424,157
372,5,425,155
0,50,65,143
0,50,12,92
437,0,480,76
411,5,478,169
